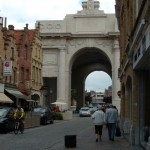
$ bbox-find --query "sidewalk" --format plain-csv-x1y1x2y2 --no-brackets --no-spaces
64,125,133,150
62,121,144,150
50,116,144,150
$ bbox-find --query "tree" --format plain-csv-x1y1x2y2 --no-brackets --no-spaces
71,89,77,105
85,92,92,104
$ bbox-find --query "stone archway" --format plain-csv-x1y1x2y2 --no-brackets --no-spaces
31,93,40,105
37,0,120,110
70,47,112,110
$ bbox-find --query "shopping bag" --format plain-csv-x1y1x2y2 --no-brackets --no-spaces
116,126,121,137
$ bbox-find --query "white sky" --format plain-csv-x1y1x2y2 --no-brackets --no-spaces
85,71,112,92
0,0,115,92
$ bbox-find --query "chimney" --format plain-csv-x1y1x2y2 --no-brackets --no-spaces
25,23,28,29
0,17,3,29
4,17,7,28
0,17,3,25
8,25,14,30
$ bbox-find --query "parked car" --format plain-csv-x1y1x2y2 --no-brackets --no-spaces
0,107,15,133
33,106,54,125
89,106,98,114
79,107,91,117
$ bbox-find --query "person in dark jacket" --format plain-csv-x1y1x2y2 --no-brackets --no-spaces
105,104,118,141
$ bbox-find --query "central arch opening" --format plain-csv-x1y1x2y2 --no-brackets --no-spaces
71,47,112,110
85,71,112,92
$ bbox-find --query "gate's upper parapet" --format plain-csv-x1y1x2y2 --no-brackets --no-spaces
77,0,104,15
37,0,118,35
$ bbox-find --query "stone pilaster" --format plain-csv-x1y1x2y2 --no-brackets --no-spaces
57,47,66,102
112,40,121,112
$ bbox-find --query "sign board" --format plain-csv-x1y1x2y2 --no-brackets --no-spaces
3,60,13,76
117,91,121,97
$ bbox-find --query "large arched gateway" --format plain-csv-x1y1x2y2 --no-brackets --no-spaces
37,0,120,110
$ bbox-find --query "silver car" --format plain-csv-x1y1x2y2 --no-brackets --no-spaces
79,107,91,117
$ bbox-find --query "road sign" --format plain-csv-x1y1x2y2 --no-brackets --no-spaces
117,91,121,97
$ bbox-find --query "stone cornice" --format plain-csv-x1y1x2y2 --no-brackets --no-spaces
73,14,107,18
42,45,66,49
40,32,119,39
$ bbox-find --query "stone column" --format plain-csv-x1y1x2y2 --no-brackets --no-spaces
112,40,121,112
57,47,66,103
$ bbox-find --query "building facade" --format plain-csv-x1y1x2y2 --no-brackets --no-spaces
29,25,43,106
15,24,32,107
0,18,43,108
115,0,150,149
3,24,27,107
37,0,121,111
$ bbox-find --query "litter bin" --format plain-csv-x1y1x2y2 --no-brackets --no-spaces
64,135,76,148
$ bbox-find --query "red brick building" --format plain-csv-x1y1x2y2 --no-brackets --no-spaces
14,24,31,97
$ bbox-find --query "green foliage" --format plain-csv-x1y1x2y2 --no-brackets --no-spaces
85,92,92,104
71,89,77,100
53,112,63,120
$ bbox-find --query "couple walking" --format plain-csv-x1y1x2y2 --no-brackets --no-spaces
91,104,118,142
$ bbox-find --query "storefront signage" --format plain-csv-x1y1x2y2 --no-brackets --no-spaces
3,60,13,76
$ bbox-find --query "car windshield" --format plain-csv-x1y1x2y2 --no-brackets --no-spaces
0,108,7,117
34,108,46,113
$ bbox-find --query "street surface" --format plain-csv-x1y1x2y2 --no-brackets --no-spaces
0,116,133,150
0,116,92,150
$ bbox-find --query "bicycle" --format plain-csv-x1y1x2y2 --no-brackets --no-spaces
14,118,24,134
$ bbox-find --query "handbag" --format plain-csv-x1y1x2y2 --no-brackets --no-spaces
115,126,121,137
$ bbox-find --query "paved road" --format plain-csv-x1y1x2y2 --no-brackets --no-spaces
0,116,142,150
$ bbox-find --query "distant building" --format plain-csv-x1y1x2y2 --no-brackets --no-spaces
92,92,105,106
103,86,112,104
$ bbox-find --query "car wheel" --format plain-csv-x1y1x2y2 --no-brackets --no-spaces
4,123,9,133
50,119,54,124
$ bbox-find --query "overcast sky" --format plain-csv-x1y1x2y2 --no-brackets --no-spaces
0,0,115,92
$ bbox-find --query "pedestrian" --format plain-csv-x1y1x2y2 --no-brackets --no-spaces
91,105,106,142
105,104,118,141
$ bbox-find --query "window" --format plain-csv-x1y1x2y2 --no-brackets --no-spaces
20,67,24,82
26,69,29,80
142,35,146,54
24,45,27,60
32,66,35,81
13,68,17,84
10,47,14,60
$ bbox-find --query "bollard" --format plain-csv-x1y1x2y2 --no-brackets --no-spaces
64,135,76,148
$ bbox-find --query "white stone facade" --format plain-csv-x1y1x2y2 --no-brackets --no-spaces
36,0,120,110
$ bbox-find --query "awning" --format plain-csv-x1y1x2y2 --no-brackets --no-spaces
5,88,27,99
26,99,35,102
0,92,14,103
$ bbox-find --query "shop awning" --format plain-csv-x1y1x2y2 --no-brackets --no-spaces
26,99,35,102
5,88,27,99
0,92,14,103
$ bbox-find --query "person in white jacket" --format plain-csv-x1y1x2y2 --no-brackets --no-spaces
91,105,105,142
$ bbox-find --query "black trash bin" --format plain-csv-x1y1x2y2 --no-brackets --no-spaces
64,135,76,148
